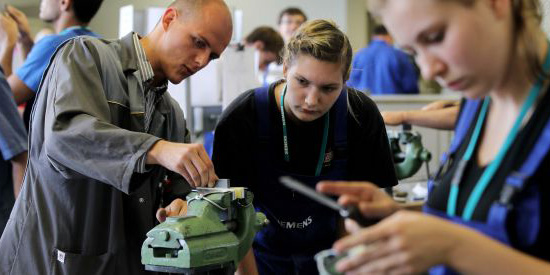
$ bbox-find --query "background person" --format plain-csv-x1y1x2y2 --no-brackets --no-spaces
213,19,397,274
346,24,419,95
277,7,307,43
244,26,284,86
0,5,33,76
2,0,103,131
263,7,309,89
0,68,27,235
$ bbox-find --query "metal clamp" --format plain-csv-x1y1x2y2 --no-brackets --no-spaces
188,193,228,211
499,171,528,206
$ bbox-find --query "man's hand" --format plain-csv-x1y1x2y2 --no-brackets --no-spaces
147,140,218,188
156,198,187,222
0,13,18,75
5,5,31,41
0,13,18,46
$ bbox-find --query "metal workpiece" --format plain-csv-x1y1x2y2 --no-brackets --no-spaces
214,179,230,189
141,187,268,274
316,244,379,275
280,176,380,227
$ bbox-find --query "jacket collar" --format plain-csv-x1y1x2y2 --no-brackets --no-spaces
119,32,140,74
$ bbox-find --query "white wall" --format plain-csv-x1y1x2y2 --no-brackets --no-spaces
89,0,369,52
347,0,369,51
223,0,347,40
542,0,550,38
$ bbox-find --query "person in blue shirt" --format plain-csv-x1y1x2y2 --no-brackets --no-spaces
0,67,27,234
347,24,419,95
2,0,103,114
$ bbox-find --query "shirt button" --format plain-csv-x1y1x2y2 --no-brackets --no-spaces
139,198,145,204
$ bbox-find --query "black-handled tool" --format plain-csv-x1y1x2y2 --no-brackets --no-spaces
280,176,379,227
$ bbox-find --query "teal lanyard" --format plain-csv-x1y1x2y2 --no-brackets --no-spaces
447,41,550,220
59,26,90,35
280,84,330,176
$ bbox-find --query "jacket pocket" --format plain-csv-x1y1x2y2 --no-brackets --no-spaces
49,248,115,275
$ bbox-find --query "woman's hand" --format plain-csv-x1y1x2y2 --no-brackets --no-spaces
381,111,407,126
317,181,399,219
333,211,461,275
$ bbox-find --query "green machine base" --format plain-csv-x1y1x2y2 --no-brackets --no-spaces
141,187,268,274
145,262,234,274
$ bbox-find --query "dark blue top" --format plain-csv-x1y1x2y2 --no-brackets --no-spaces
16,27,99,92
427,87,550,262
347,39,419,95
0,70,27,161
0,68,27,233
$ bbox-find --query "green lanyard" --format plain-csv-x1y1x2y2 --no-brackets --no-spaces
447,41,550,221
280,84,330,176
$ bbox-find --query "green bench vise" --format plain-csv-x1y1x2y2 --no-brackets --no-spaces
141,187,268,274
388,124,432,180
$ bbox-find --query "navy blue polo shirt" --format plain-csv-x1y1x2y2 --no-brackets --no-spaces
0,69,27,233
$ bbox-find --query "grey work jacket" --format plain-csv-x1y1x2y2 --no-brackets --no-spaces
0,33,189,274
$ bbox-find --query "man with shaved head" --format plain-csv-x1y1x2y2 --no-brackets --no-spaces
0,0,232,274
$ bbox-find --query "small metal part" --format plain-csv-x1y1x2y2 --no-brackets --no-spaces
315,249,343,275
187,192,229,211
315,244,380,275
280,176,342,212
159,231,169,241
215,179,230,188
394,191,408,203
280,176,379,227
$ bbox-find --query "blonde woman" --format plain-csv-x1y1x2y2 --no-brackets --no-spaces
213,20,398,274
319,0,550,274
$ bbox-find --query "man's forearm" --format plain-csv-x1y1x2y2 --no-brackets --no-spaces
146,139,165,165
11,151,27,198
8,74,35,105
1,42,16,76
18,35,33,59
